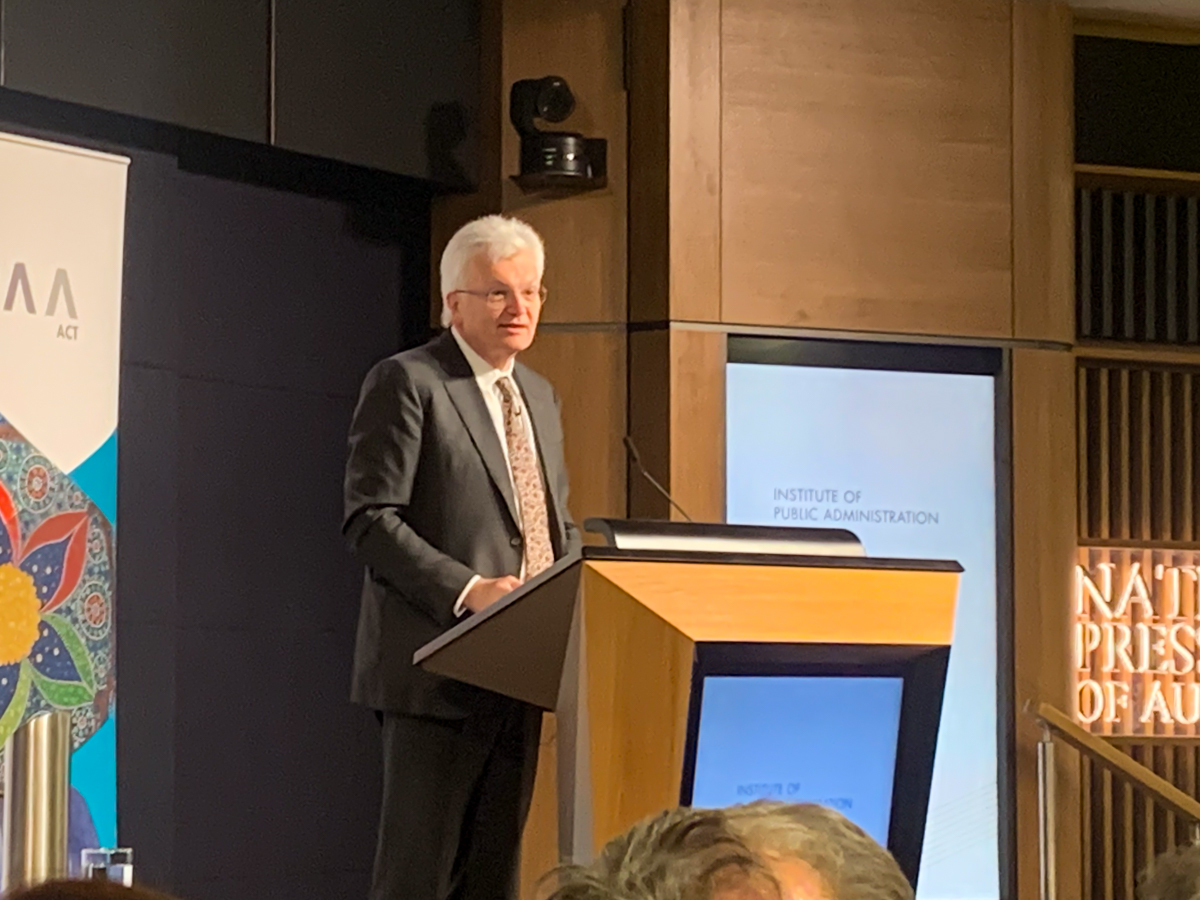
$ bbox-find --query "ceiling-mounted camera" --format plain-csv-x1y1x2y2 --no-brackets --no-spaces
510,76,607,191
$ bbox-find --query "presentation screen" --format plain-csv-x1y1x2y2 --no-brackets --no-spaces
691,675,904,845
726,345,999,900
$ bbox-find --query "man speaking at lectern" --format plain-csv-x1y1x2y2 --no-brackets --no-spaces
342,215,580,900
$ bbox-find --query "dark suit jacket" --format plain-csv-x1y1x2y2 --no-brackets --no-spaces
343,330,581,718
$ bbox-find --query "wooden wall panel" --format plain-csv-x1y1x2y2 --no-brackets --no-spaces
628,0,671,323
628,328,725,523
629,0,722,324
521,329,629,528
720,0,1013,337
1013,0,1075,343
667,0,722,323
628,329,673,519
1012,348,1081,900
670,330,725,522
502,0,628,325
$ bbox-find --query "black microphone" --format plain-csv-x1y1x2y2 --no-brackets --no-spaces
623,435,694,523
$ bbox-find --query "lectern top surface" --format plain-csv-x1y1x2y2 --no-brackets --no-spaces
585,556,960,646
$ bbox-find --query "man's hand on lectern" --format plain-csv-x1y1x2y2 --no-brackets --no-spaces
463,575,523,613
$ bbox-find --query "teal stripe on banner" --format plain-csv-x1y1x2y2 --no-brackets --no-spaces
68,432,117,524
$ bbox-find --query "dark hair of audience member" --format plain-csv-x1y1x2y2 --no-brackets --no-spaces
4,880,183,900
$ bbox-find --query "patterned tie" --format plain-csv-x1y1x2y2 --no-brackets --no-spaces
496,377,555,577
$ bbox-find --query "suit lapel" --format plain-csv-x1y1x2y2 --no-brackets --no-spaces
431,333,521,530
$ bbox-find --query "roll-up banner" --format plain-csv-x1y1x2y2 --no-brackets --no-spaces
0,133,128,872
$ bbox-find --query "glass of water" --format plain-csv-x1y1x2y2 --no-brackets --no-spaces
80,848,133,885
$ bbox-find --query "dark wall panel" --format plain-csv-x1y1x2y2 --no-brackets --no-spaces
4,0,269,141
1076,36,1200,173
114,149,184,890
115,361,181,884
113,143,427,897
168,177,404,397
274,0,480,185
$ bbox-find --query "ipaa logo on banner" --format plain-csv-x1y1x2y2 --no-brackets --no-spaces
0,133,128,475
2,262,81,340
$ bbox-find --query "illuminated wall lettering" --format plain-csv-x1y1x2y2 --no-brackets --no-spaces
1075,549,1200,734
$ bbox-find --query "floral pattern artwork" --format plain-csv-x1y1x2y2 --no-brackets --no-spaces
0,414,113,751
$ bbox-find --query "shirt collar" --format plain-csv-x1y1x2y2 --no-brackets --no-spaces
450,327,515,385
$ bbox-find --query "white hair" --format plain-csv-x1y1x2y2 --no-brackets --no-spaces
438,215,546,327
725,802,913,900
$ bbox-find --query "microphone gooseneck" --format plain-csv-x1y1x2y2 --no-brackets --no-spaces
622,435,694,523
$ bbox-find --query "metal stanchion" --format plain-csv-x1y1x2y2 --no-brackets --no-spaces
2,711,71,891
1038,727,1057,900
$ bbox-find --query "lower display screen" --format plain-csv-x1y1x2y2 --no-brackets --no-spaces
690,675,904,845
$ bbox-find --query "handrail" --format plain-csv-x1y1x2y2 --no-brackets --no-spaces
1035,702,1200,824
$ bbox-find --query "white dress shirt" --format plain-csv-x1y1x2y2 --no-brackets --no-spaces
449,327,541,615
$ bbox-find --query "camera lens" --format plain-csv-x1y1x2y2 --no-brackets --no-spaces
535,77,576,123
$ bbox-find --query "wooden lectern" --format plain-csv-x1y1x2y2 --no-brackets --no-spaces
416,521,961,886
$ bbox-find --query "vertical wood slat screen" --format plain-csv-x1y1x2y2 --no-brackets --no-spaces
1081,744,1200,900
1078,360,1200,900
1077,188,1200,344
1078,362,1200,543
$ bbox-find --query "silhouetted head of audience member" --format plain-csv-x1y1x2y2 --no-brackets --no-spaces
724,802,913,900
4,881,182,900
541,806,775,900
1140,843,1200,900
541,801,913,900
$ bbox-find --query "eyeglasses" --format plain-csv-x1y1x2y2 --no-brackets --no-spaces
450,285,548,309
